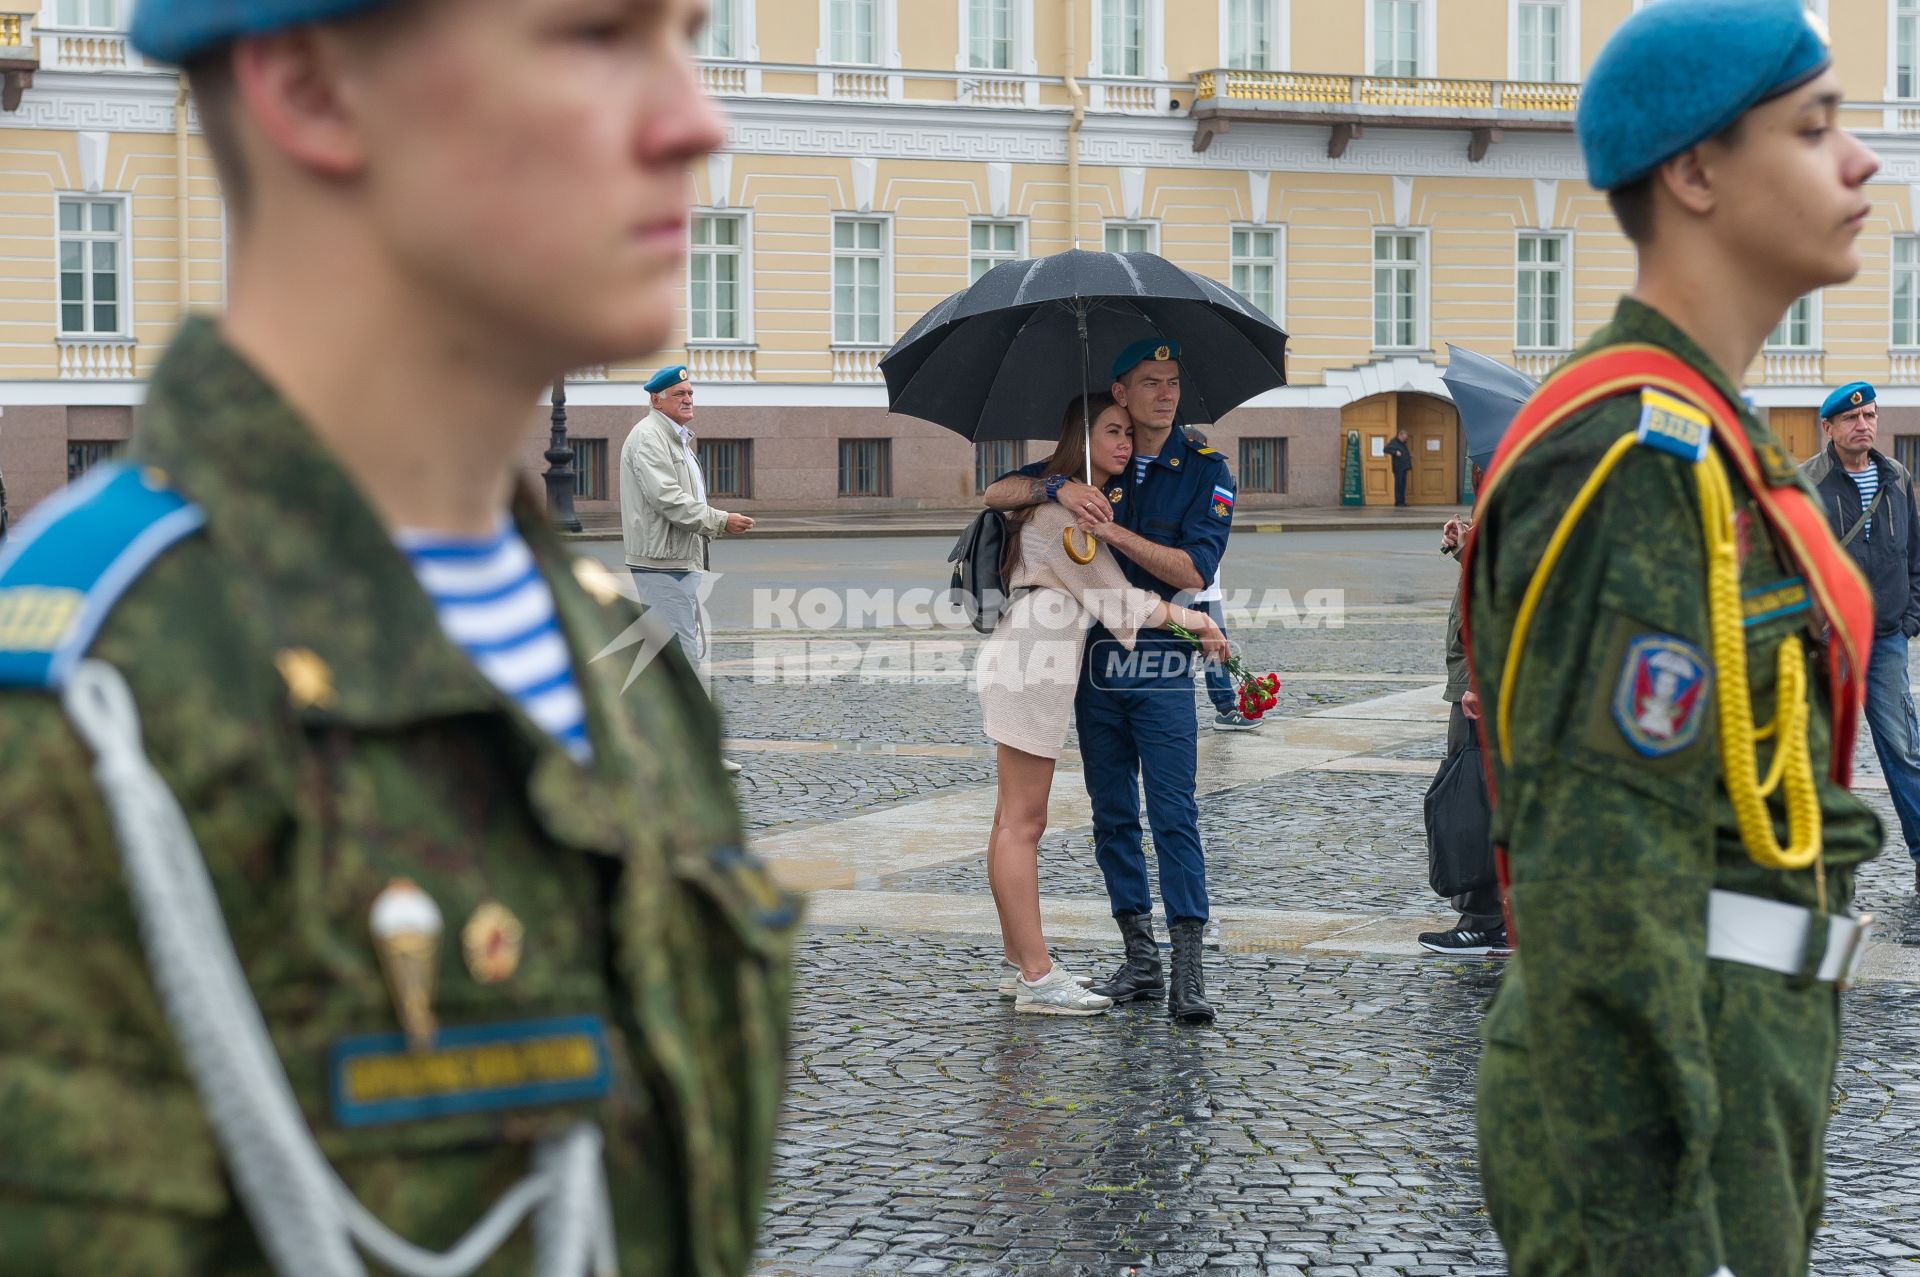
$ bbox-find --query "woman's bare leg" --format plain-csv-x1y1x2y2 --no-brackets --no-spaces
988,743,1056,981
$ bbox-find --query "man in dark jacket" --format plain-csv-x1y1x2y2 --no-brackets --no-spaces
1385,429,1413,506
1802,379,1920,889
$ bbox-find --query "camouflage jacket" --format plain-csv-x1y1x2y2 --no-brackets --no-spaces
0,318,796,1276
1466,297,1881,1273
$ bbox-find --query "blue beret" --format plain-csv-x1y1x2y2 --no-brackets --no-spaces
130,0,390,63
1821,382,1876,420
1578,0,1831,191
644,365,690,394
1111,338,1181,382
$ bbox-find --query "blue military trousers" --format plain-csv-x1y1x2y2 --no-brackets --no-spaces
1074,645,1209,924
1866,630,1920,858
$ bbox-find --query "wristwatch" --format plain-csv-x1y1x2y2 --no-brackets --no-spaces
1044,473,1068,503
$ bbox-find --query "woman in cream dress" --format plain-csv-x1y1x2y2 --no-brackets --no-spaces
976,396,1227,1014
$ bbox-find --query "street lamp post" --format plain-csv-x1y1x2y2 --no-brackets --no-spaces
542,376,583,533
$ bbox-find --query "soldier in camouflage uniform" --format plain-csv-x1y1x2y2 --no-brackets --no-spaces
0,1,794,1274
1464,2,1883,1274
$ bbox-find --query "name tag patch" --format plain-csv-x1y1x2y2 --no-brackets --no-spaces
1743,577,1812,627
1635,388,1712,462
1612,633,1712,757
328,1014,613,1128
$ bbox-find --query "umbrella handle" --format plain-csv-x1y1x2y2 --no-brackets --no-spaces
1063,526,1098,565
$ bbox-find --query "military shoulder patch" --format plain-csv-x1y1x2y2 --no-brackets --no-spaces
1211,485,1234,520
0,463,206,691
1611,633,1713,757
1635,388,1712,463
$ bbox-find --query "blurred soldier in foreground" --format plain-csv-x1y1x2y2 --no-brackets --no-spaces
1463,1,1882,1273
0,1,796,1274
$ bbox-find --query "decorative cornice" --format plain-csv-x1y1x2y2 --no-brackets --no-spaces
0,69,192,134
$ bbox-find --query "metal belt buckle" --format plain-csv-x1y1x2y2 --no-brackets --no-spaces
1838,913,1874,991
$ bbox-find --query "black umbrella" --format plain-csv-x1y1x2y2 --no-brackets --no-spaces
881,249,1289,457
1441,344,1539,472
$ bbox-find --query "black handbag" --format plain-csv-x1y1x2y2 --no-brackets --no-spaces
1424,736,1496,898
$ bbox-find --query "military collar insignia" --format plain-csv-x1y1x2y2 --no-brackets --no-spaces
1169,456,1181,468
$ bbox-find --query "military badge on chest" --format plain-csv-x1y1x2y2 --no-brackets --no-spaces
1611,634,1712,757
336,881,610,1128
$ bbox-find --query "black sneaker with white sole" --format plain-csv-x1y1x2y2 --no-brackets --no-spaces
1418,924,1510,957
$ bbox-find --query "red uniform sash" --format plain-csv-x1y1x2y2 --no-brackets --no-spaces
1459,344,1875,937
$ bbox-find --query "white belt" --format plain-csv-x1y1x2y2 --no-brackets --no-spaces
1704,889,1873,988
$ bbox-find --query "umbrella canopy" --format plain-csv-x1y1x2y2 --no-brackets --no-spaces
1442,344,1540,471
881,249,1289,443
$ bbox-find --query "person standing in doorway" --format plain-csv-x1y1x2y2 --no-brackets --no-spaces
1801,380,1920,891
1385,428,1413,507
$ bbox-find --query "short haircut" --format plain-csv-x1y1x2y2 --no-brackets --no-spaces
184,48,250,218
1604,117,1747,247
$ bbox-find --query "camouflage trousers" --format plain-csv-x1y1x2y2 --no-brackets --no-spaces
1476,962,1842,1277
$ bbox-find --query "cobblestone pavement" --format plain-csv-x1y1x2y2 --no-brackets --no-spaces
709,537,1920,1275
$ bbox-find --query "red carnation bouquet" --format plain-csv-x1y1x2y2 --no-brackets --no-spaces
1167,622,1282,721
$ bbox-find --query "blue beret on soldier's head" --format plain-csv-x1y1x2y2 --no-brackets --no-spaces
644,366,691,395
1821,381,1876,421
130,0,392,63
1578,0,1831,192
1111,338,1181,382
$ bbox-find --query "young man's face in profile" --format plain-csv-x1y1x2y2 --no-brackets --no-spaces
334,0,725,369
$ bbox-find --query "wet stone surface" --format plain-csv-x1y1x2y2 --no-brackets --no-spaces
760,932,1920,1275
885,771,1441,917
733,752,997,835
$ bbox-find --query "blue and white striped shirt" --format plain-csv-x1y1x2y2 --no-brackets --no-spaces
1134,455,1157,485
395,523,592,762
1849,465,1881,541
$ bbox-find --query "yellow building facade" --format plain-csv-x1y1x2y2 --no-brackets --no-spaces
0,0,1915,514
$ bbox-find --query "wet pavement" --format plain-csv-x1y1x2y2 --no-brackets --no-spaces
669,530,1920,1275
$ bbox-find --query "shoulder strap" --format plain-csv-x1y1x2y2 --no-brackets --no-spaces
1466,342,1872,785
0,462,205,690
1840,480,1884,548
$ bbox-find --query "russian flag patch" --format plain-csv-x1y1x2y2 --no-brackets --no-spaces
1211,485,1234,519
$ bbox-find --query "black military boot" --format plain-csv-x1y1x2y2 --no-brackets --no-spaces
1089,912,1163,1003
1167,919,1216,1025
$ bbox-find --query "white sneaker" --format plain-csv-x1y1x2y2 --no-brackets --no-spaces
997,961,1094,1000
720,757,742,775
1014,963,1113,1016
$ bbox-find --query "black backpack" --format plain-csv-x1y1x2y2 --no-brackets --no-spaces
947,510,1022,634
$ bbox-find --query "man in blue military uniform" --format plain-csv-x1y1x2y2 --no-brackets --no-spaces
986,338,1234,1024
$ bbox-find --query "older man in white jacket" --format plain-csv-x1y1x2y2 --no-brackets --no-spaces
621,364,753,663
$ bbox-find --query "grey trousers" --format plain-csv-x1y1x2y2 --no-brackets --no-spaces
630,567,703,660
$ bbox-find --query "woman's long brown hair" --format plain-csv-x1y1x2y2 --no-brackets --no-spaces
1003,391,1118,575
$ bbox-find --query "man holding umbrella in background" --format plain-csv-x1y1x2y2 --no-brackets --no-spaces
985,338,1233,1025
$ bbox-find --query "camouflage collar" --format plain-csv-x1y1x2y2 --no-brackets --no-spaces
127,317,585,734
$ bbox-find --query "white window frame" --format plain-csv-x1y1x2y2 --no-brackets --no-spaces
958,0,1027,72
1229,223,1285,326
1897,237,1920,349
1895,0,1920,101
55,193,130,338
696,0,758,60
1103,221,1160,255
831,215,893,348
968,218,1028,284
819,0,898,68
47,0,117,30
1365,0,1435,79
1372,227,1428,353
1514,231,1570,352
1088,0,1166,80
1508,0,1578,83
688,210,752,346
1219,0,1288,73
1766,294,1821,352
